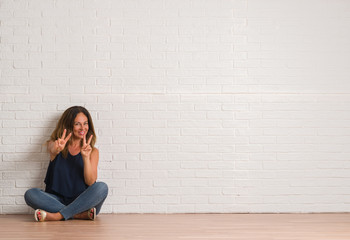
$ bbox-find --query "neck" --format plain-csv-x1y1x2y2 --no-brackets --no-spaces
70,138,82,148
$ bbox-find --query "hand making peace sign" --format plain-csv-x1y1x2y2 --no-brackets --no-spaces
81,133,93,160
54,129,72,154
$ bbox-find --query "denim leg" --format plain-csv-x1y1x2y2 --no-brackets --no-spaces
24,188,66,213
59,182,108,220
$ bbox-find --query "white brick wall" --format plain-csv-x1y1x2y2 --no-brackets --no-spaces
1,0,350,214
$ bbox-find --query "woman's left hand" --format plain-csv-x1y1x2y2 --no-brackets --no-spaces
81,133,93,160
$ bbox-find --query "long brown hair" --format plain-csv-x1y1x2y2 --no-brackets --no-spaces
48,106,96,158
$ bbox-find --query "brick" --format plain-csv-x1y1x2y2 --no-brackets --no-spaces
154,179,180,187
0,86,28,94
3,171,31,180
126,111,152,119
124,95,152,103
2,205,29,214
0,181,14,193
140,120,166,128
0,145,16,153
180,112,206,119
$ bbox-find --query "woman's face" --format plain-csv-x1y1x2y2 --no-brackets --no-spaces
72,112,89,140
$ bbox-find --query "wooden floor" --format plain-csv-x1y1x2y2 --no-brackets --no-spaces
1,213,350,239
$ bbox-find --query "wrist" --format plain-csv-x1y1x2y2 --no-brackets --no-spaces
50,148,59,156
55,147,61,155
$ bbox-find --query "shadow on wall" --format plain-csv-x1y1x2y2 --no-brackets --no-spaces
18,112,62,213
1,111,63,214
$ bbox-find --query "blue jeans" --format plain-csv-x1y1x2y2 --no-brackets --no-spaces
24,182,108,220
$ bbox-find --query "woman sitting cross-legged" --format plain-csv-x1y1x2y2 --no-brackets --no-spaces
24,106,108,221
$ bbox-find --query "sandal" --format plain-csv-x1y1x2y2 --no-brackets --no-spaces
34,209,47,222
88,208,96,220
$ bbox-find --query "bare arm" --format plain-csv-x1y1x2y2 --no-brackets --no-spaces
82,148,99,186
81,134,99,186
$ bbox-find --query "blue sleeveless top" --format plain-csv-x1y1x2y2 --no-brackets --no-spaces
44,152,88,204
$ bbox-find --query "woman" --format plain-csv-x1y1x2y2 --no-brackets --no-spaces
24,106,108,221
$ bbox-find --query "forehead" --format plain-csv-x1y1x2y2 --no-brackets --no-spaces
74,112,88,122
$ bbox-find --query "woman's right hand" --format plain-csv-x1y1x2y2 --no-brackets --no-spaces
49,129,72,159
54,129,72,153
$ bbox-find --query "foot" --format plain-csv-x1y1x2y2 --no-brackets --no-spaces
34,209,47,222
74,208,96,220
88,208,96,220
34,209,63,222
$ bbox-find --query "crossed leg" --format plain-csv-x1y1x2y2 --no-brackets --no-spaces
24,182,108,221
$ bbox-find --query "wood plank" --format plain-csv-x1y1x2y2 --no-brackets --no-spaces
1,214,350,239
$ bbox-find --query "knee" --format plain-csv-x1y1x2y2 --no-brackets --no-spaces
24,188,40,204
94,182,108,197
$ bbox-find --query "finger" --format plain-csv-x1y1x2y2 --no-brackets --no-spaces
61,129,66,139
84,145,92,152
87,134,93,146
55,140,60,151
64,132,72,142
83,132,87,146
82,145,90,151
